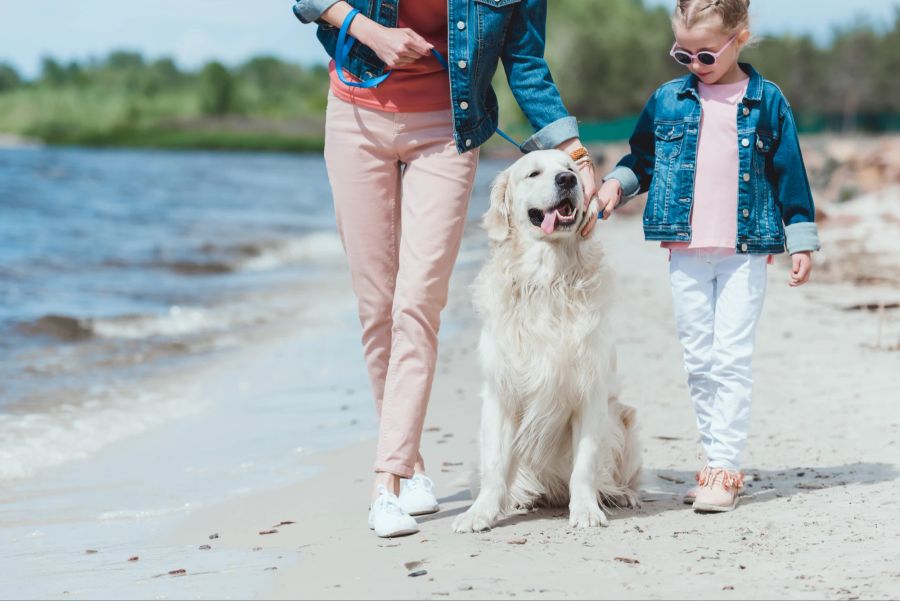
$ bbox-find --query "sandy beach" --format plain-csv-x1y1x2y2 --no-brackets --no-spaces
170,210,900,600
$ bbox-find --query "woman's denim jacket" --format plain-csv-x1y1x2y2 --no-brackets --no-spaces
293,0,578,154
606,64,820,255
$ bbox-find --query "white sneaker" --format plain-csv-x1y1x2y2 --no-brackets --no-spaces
367,485,419,538
399,474,440,516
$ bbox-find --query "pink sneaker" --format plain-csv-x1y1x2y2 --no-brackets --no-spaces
692,466,743,513
681,468,704,504
682,485,700,505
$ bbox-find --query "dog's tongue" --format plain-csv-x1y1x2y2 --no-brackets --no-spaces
541,210,558,234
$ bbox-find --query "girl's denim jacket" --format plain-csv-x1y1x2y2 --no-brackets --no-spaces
293,0,578,154
606,63,820,255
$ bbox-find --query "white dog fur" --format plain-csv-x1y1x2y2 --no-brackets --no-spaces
453,150,642,533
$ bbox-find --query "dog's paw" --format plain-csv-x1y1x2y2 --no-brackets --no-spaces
452,507,499,533
568,502,609,529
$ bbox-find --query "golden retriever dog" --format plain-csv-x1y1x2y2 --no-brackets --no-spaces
453,150,641,532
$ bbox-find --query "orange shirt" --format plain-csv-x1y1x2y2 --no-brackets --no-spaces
328,0,450,112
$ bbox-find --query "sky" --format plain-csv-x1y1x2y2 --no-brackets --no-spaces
1,0,898,78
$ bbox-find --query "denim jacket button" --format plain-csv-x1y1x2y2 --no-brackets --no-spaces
757,139,764,150
457,60,467,69
465,139,473,147
741,138,750,148
741,243,749,252
460,101,469,110
743,173,751,182
457,20,466,30
742,107,750,116
742,209,750,218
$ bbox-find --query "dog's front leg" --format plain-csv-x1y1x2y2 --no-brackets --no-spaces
568,388,610,528
453,385,515,533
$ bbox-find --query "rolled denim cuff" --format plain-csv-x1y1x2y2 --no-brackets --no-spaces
784,221,821,254
520,116,580,153
293,0,340,24
603,166,641,202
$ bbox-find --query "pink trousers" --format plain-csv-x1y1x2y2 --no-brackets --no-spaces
324,91,479,478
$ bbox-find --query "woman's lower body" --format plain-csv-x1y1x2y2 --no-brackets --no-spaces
668,248,768,511
323,91,478,532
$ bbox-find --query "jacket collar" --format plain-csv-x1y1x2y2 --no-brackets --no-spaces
677,63,763,103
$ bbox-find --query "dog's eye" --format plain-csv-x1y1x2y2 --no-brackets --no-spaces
528,170,541,178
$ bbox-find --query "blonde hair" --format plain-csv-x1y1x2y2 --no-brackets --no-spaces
673,0,751,34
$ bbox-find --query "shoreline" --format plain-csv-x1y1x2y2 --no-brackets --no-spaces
171,215,900,600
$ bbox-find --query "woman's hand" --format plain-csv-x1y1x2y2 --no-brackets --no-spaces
581,178,621,237
321,1,432,69
357,22,433,68
790,251,813,287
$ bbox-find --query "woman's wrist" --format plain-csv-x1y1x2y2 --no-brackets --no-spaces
556,137,588,159
320,1,381,45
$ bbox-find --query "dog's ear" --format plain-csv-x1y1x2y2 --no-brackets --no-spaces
483,168,513,244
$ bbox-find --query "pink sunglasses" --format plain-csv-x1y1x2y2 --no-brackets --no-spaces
670,35,737,66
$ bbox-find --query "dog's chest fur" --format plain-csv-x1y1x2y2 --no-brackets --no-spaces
474,239,614,421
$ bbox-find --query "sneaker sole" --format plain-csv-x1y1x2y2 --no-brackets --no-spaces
692,496,740,513
405,504,440,517
682,496,696,505
375,526,419,538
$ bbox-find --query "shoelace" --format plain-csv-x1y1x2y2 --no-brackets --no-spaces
406,475,433,493
696,466,744,490
374,487,404,515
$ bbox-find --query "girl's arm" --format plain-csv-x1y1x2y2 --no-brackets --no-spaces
581,91,658,236
295,1,432,69
773,100,819,287
772,101,820,256
604,90,659,203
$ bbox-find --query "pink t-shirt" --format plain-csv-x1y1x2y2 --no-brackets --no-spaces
328,0,450,113
663,77,749,251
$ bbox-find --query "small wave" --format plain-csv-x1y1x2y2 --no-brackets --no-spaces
90,306,224,340
0,390,206,481
17,304,268,343
154,232,346,276
18,315,95,341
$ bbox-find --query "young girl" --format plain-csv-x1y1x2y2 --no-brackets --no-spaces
589,0,820,512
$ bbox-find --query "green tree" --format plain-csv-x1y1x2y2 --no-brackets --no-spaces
199,61,235,115
40,57,67,86
0,63,21,93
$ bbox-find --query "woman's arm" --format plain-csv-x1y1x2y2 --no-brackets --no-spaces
298,1,432,68
497,2,598,231
500,0,579,152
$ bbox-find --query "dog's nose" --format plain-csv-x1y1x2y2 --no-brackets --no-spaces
555,171,577,189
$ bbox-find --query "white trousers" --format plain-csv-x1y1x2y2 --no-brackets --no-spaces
669,248,768,470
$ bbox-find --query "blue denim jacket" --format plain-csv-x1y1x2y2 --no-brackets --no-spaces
293,0,578,154
606,63,820,255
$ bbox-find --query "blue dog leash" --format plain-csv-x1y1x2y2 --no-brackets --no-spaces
335,8,520,149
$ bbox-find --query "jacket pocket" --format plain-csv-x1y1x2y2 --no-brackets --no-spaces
654,122,685,160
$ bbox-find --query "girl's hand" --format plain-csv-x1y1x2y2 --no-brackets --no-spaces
790,251,813,287
582,178,621,237
357,21,433,68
